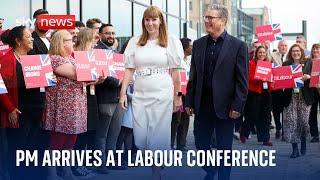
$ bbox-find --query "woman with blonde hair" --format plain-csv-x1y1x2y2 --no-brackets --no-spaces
44,30,87,180
282,43,315,158
120,6,183,179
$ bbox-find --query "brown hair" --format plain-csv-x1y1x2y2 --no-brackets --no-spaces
311,43,320,59
287,43,305,64
137,6,168,48
254,45,267,61
86,18,102,28
49,30,71,56
75,27,95,51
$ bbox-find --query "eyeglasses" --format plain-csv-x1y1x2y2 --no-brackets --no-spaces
101,32,116,36
203,15,221,21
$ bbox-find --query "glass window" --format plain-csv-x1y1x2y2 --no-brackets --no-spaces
133,4,146,36
31,0,44,18
189,1,192,11
0,0,30,29
167,0,179,16
152,0,166,12
181,0,187,20
110,0,132,37
46,0,67,14
70,0,80,20
168,15,180,37
135,0,150,5
82,0,108,24
181,20,187,38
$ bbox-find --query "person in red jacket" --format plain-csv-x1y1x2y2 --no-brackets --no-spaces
0,26,45,180
240,45,273,146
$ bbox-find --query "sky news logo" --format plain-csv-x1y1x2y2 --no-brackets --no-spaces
16,15,75,30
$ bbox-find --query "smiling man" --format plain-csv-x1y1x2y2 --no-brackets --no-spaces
185,4,248,180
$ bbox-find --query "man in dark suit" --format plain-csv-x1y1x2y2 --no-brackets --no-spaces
28,9,49,55
185,4,248,180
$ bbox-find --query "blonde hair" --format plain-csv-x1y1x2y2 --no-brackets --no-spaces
137,6,168,48
49,30,71,56
75,27,95,51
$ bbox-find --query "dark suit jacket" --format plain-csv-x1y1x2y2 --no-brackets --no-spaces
282,59,315,107
185,33,248,119
28,31,49,55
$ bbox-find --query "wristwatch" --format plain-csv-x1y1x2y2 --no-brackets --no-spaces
175,91,183,96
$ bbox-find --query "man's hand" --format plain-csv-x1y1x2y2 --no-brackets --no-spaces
185,107,194,116
229,110,241,119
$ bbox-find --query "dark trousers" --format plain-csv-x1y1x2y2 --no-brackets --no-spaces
242,91,271,142
95,103,124,163
194,94,234,180
6,109,49,180
116,126,133,160
309,91,319,138
272,90,283,131
171,110,190,149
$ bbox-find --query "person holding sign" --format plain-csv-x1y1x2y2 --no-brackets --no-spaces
43,30,87,180
120,6,183,179
0,25,47,180
308,43,320,143
282,44,315,158
240,46,273,146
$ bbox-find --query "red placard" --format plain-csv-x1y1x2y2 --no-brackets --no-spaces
0,73,8,94
74,50,98,81
20,54,56,89
254,60,273,82
256,23,282,43
272,64,304,90
108,53,125,79
180,71,188,95
310,59,320,87
93,49,110,77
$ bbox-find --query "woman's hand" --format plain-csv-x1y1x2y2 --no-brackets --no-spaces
302,74,311,81
8,108,21,127
119,94,128,110
173,95,182,112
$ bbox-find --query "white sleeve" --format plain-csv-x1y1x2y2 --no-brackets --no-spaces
124,37,138,68
167,35,184,69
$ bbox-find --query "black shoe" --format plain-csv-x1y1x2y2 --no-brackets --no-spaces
96,166,109,174
310,137,320,143
275,130,281,139
290,143,300,158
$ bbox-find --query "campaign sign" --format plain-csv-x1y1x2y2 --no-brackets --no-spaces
108,52,125,79
0,73,8,94
180,71,188,95
20,54,56,89
93,49,110,77
74,50,98,81
254,60,273,82
256,23,282,43
310,59,320,87
272,64,304,90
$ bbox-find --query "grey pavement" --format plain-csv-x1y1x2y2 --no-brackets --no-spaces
87,117,320,180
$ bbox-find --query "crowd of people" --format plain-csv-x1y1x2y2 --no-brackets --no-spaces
0,4,319,180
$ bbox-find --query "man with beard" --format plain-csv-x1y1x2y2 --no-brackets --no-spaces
28,9,50,55
94,23,126,173
96,23,117,51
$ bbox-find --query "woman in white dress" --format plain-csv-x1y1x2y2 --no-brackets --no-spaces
119,6,183,180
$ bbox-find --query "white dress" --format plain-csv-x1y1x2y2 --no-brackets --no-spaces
124,35,183,150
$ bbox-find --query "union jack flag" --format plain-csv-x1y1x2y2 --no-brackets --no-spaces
45,72,56,86
272,63,281,68
91,68,98,80
40,54,51,66
109,64,117,77
291,64,304,88
87,50,95,62
272,23,282,41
